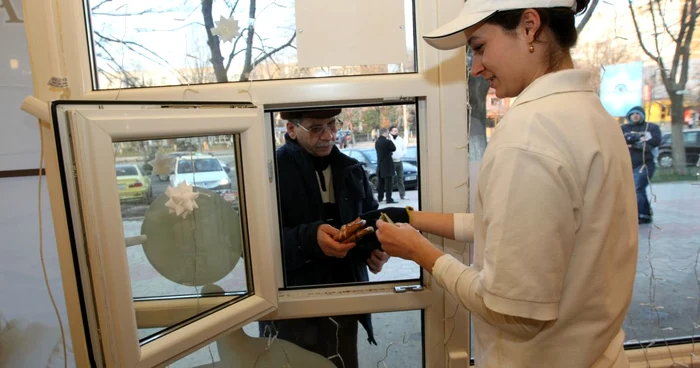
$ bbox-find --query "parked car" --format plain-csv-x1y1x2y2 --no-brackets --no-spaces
116,164,152,204
152,151,207,182
336,130,353,148
170,157,233,192
341,148,418,191
403,145,418,166
657,129,700,168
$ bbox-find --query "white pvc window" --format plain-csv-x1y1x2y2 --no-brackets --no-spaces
23,0,476,365
51,102,279,367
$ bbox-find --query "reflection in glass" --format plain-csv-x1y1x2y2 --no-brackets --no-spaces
114,136,249,343
253,310,423,368
86,0,416,90
160,310,423,367
272,105,421,289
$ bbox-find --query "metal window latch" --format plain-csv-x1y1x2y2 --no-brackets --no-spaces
394,285,423,293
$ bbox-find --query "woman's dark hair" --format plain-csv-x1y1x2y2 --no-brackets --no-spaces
485,0,590,51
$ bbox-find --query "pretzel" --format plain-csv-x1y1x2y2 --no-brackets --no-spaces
342,227,375,244
333,217,366,242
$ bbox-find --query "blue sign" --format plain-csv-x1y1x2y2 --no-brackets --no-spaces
600,62,644,117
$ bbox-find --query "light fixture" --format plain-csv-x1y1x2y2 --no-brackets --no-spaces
10,59,19,69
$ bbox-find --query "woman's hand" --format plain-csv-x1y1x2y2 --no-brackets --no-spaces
375,220,445,272
375,220,426,260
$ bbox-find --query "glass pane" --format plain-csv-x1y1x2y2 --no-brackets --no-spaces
115,136,250,343
271,104,421,288
85,0,416,90
160,310,423,367
466,0,700,356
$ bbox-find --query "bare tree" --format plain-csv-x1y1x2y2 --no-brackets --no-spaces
628,0,698,172
576,38,630,92
90,0,297,87
201,0,296,82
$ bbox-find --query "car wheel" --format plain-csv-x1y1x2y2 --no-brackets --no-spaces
658,152,673,168
158,174,169,182
144,187,153,204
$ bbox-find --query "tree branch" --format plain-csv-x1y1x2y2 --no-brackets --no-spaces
628,0,668,73
677,0,697,88
669,0,691,83
93,30,188,82
576,0,599,33
134,22,201,33
658,0,680,43
90,0,112,11
648,0,665,60
94,41,143,87
225,30,247,72
201,0,229,82
252,32,296,69
92,8,174,17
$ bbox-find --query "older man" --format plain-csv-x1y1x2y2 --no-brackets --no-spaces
260,108,390,367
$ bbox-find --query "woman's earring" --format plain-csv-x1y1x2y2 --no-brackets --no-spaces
529,44,535,53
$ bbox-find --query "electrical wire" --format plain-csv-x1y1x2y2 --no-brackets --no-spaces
38,123,68,368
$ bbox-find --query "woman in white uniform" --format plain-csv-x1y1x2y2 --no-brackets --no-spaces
368,0,639,366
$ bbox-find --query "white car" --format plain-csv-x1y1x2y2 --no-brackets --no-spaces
170,157,232,192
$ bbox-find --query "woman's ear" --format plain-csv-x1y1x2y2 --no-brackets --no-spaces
520,9,542,43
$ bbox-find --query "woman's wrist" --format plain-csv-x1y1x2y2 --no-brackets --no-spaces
413,237,445,273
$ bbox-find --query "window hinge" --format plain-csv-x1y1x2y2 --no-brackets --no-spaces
267,160,274,182
394,285,423,293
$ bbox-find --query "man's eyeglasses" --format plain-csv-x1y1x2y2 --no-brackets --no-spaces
295,119,344,136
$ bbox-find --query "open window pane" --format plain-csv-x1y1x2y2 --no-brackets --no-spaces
114,136,249,342
51,102,277,367
85,0,416,90
270,103,421,289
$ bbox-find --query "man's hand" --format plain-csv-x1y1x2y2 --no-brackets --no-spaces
317,224,356,258
367,250,390,274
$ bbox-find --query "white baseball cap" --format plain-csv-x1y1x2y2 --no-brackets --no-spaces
423,0,577,50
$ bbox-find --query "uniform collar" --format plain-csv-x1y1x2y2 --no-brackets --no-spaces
509,69,594,110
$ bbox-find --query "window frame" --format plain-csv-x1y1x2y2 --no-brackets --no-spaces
51,102,279,367
25,0,474,366
21,0,700,366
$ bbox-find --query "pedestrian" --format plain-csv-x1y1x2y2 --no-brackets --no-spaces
388,126,407,200
367,0,639,366
260,108,390,368
374,128,397,204
622,106,662,224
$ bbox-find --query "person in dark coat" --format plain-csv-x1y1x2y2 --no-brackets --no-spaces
374,128,397,204
621,106,662,224
259,108,390,368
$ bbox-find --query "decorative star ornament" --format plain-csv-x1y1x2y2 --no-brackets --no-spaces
148,152,174,176
210,15,240,43
164,182,200,219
